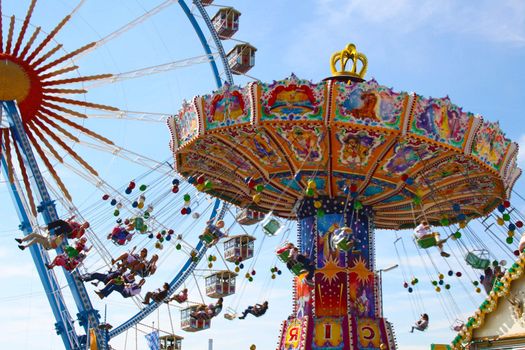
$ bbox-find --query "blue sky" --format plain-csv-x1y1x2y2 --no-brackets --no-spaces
1,1,525,349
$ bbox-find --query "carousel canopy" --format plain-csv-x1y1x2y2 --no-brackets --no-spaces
168,45,521,229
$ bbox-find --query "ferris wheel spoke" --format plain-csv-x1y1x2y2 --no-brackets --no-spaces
28,120,64,161
2,128,14,183
39,65,78,80
18,26,41,60
42,88,87,95
12,140,38,215
27,14,71,63
78,139,173,174
41,102,87,118
74,0,178,61
70,0,86,17
0,1,3,51
43,94,119,112
85,110,169,123
35,42,96,73
39,109,114,145
24,125,72,201
29,120,99,176
37,113,79,142
12,0,36,56
42,73,113,87
30,43,63,69
86,54,219,88
5,15,14,54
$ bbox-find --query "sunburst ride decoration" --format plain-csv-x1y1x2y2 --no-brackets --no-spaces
0,0,119,212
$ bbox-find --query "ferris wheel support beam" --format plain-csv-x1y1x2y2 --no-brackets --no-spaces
0,154,80,350
1,101,106,350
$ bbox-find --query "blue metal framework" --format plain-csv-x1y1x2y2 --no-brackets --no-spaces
1,1,232,348
108,0,232,338
1,101,104,350
109,200,225,338
191,0,235,85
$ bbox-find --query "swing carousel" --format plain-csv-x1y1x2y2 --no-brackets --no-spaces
168,43,521,349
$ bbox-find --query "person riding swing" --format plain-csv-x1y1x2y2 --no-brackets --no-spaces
414,220,450,257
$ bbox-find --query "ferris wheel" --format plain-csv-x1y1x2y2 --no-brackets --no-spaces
0,1,258,349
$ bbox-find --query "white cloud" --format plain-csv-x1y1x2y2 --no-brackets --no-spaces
316,0,525,46
284,0,525,74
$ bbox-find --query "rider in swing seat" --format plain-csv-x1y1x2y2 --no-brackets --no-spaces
414,220,450,258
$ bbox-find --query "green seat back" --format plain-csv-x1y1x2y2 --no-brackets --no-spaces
466,251,490,270
417,236,437,249
263,219,281,236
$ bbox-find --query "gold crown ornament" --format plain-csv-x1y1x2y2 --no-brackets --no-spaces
330,43,368,79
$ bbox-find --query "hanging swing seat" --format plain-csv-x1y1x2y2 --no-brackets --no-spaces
224,307,237,320
276,245,307,276
336,238,354,251
415,234,439,249
450,319,465,332
465,250,490,270
331,227,354,251
108,227,133,246
199,225,227,247
262,214,282,236
132,217,147,233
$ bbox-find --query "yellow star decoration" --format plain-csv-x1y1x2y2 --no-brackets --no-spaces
319,255,346,284
349,256,374,285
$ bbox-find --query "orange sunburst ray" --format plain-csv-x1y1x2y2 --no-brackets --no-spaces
41,73,113,87
31,44,63,68
0,1,122,203
39,108,114,145
44,95,119,112
18,26,40,59
0,0,3,51
5,15,15,54
348,256,374,285
31,119,98,177
2,128,15,184
42,88,87,95
13,0,37,56
41,102,87,119
24,126,72,201
40,65,78,80
12,137,37,215
28,121,64,161
36,113,80,143
319,255,346,284
35,42,95,73
26,15,70,63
